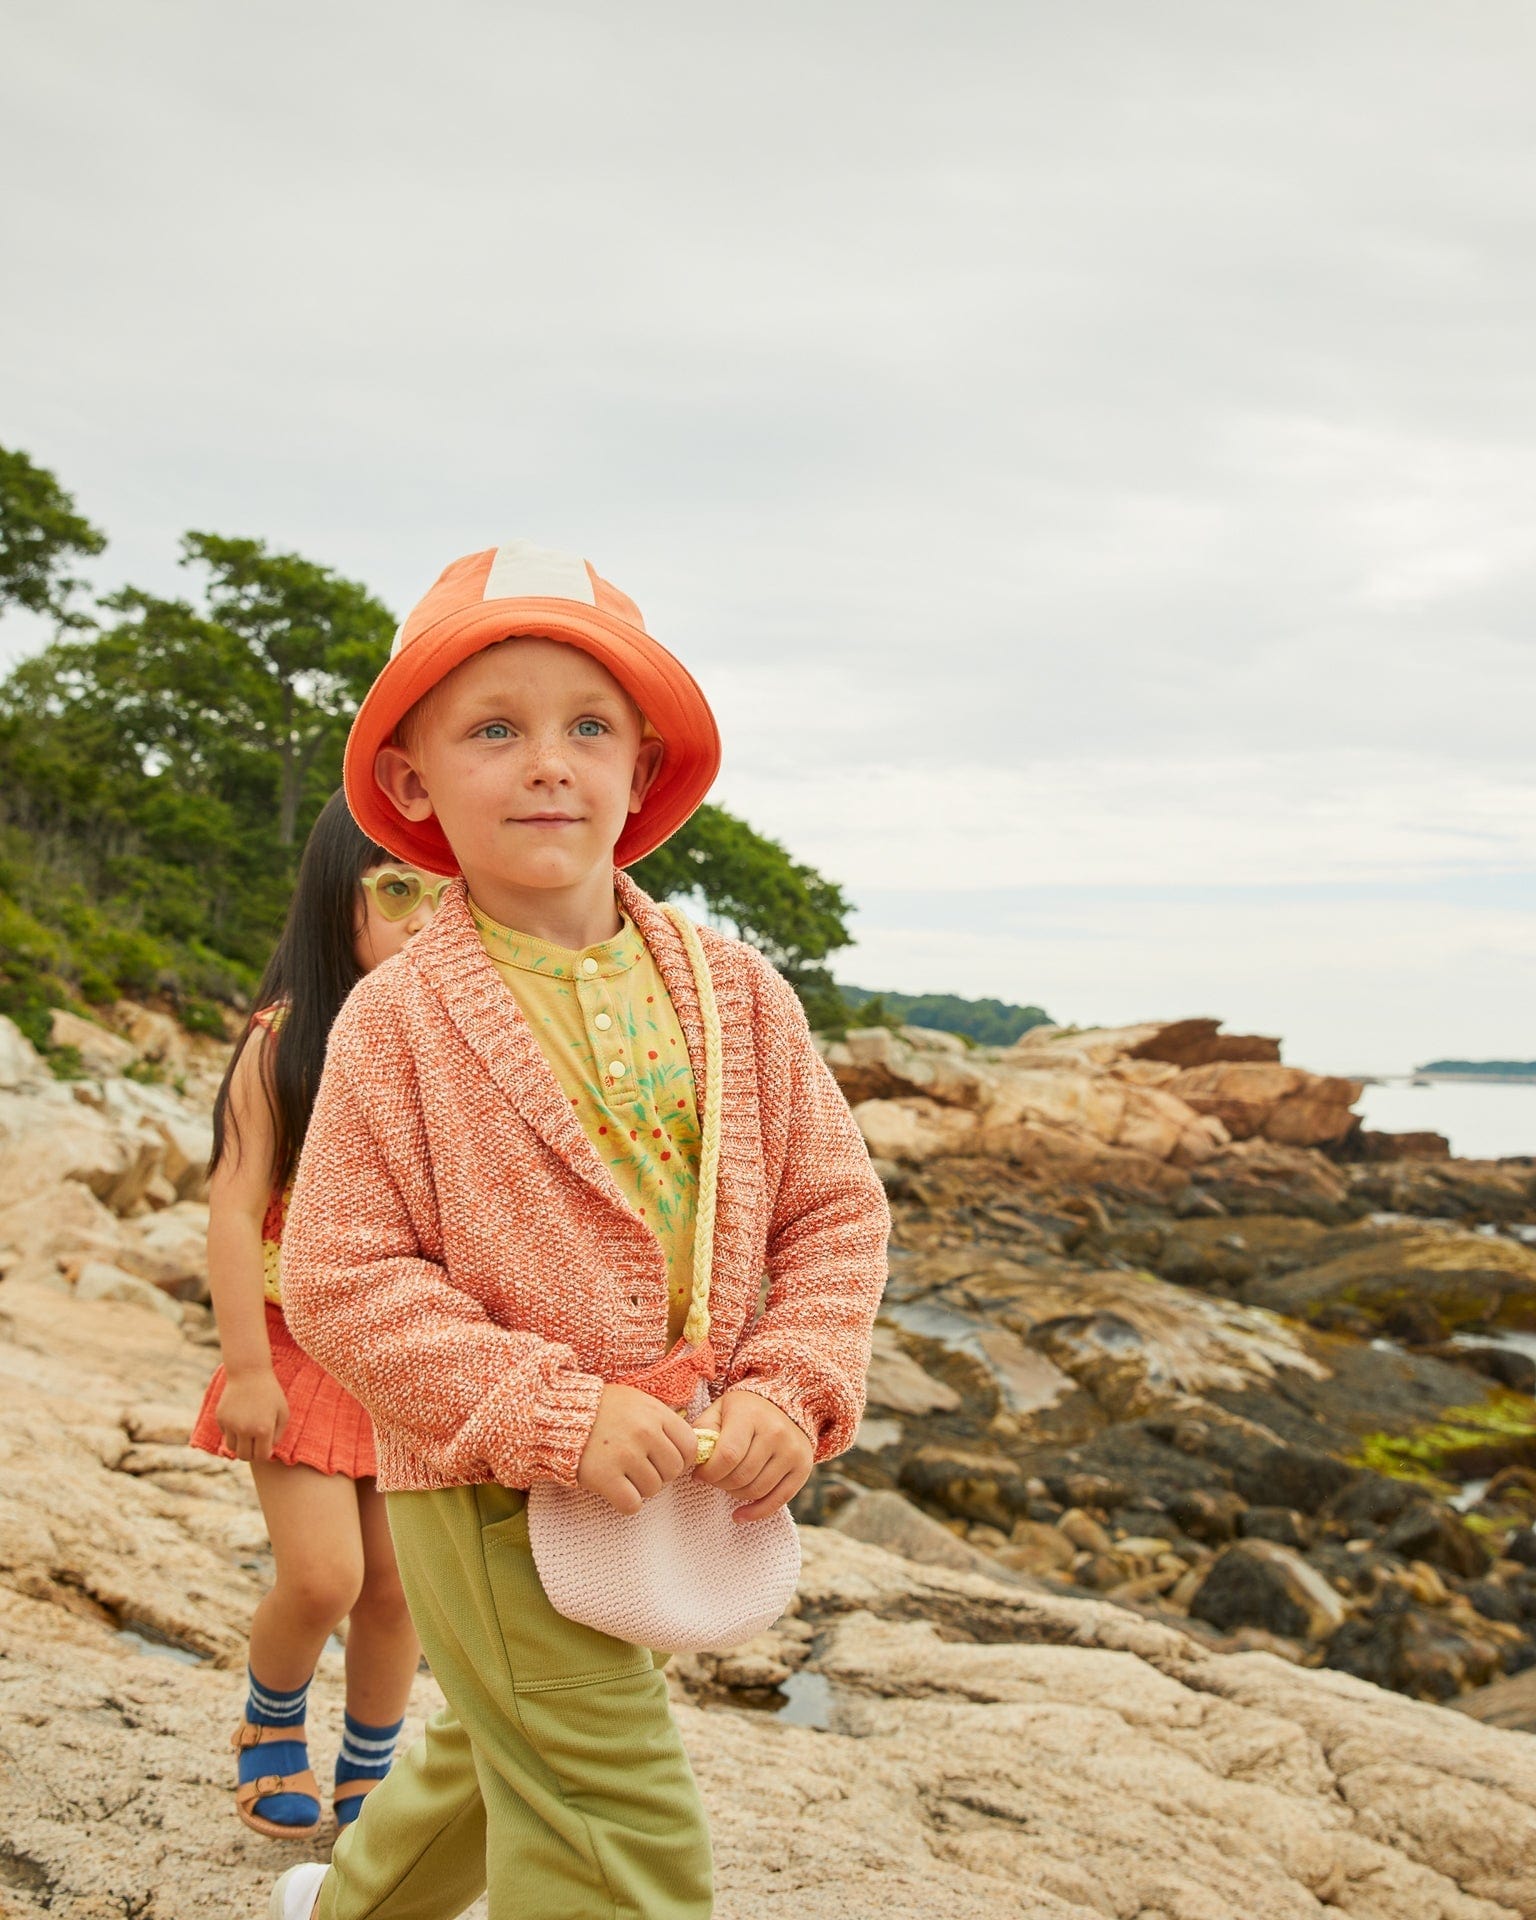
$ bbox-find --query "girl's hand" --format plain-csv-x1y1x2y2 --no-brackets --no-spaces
692,1390,814,1522
216,1368,290,1463
576,1382,697,1515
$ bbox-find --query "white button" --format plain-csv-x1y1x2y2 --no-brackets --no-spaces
581,956,599,976
594,1012,612,1031
609,1059,626,1077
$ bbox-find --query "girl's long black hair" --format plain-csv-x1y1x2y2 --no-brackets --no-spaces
209,790,394,1190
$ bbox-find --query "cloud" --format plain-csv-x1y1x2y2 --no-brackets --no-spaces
2,0,1533,1065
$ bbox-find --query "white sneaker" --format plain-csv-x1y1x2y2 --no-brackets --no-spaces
267,1863,327,1920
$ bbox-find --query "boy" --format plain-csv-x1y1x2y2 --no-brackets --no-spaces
273,541,889,1920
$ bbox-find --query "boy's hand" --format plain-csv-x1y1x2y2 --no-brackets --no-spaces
577,1383,697,1515
216,1368,290,1463
692,1390,814,1522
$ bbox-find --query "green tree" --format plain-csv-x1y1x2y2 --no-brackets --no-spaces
631,803,852,1005
0,493,863,1032
163,533,395,844
0,444,106,624
0,533,394,972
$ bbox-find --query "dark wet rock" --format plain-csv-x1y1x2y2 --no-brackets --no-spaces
1189,1141,1355,1223
1348,1158,1536,1225
1052,1470,1131,1511
1437,1343,1536,1395
1308,1302,1380,1340
1239,1506,1312,1550
1165,1487,1247,1544
1229,1442,1357,1514
1029,1311,1161,1420
1320,1472,1430,1532
791,1471,861,1526
1379,1297,1449,1348
1505,1527,1536,1569
898,1443,1035,1530
1325,1587,1512,1701
1353,1130,1452,1162
1464,1580,1524,1627
1306,1539,1384,1600
1152,1231,1256,1294
1188,1540,1347,1641
1483,1464,1536,1507
1209,1336,1523,1487
1240,1226,1536,1338
1380,1503,1492,1579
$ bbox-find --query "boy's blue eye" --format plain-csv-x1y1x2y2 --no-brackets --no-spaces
480,723,512,740
574,719,607,738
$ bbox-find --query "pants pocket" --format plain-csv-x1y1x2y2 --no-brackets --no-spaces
475,1485,652,1692
472,1481,530,1548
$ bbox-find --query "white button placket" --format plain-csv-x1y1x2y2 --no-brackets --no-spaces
580,951,626,1082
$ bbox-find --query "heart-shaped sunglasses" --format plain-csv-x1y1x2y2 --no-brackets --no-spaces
360,868,456,922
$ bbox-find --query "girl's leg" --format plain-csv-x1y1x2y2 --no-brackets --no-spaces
242,1460,366,1833
333,1477,421,1824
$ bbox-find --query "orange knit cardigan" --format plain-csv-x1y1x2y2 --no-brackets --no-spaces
281,873,889,1493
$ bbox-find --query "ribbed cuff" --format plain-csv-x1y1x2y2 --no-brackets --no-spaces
520,1369,607,1487
722,1375,821,1453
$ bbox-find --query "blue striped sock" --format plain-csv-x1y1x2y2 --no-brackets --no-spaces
333,1712,403,1826
241,1670,318,1831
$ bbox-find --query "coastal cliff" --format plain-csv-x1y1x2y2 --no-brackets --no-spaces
2,1006,1536,1916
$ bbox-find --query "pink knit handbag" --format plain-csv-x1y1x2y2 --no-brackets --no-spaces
526,907,802,1653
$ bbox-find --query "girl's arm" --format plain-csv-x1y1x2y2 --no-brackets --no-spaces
205,1030,289,1462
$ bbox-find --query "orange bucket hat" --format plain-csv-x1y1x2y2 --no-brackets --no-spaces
344,541,721,874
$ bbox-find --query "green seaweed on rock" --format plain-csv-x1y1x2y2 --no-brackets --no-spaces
1349,1390,1536,1489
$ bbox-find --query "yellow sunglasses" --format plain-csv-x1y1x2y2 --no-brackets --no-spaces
360,867,455,922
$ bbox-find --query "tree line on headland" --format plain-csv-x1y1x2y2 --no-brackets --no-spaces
0,444,1050,1055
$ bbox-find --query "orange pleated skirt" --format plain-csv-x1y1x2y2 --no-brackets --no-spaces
191,1301,377,1479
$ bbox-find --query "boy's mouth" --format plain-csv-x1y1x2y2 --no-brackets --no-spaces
514,812,583,826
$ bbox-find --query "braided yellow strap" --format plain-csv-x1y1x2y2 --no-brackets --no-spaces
659,904,723,1353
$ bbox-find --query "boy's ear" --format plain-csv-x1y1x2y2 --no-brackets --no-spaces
374,743,436,822
628,737,665,815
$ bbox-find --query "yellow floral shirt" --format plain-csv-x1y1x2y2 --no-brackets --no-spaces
470,899,701,1346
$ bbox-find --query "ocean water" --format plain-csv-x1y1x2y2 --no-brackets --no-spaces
1354,1079,1536,1161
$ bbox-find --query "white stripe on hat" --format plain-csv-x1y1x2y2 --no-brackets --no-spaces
482,540,595,608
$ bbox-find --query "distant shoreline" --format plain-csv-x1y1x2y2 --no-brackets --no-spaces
1358,1072,1536,1088
1413,1071,1536,1087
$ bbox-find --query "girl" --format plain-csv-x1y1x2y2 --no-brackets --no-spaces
191,790,452,1841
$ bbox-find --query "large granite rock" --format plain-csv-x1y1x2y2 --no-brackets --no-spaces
829,1019,1367,1171
5,1281,1536,1919
4,1010,1536,1915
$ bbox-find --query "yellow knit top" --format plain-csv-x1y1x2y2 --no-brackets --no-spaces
470,899,702,1346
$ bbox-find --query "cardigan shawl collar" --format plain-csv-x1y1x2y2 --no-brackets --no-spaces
400,873,764,1385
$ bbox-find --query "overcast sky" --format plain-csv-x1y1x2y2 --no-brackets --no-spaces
4,1,1534,1073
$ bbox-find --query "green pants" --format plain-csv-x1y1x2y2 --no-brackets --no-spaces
317,1483,713,1920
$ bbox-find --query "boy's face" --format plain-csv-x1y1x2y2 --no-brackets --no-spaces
374,638,662,898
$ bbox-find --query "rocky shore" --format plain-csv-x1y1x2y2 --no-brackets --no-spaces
3,1003,1536,1915
819,1018,1536,1714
